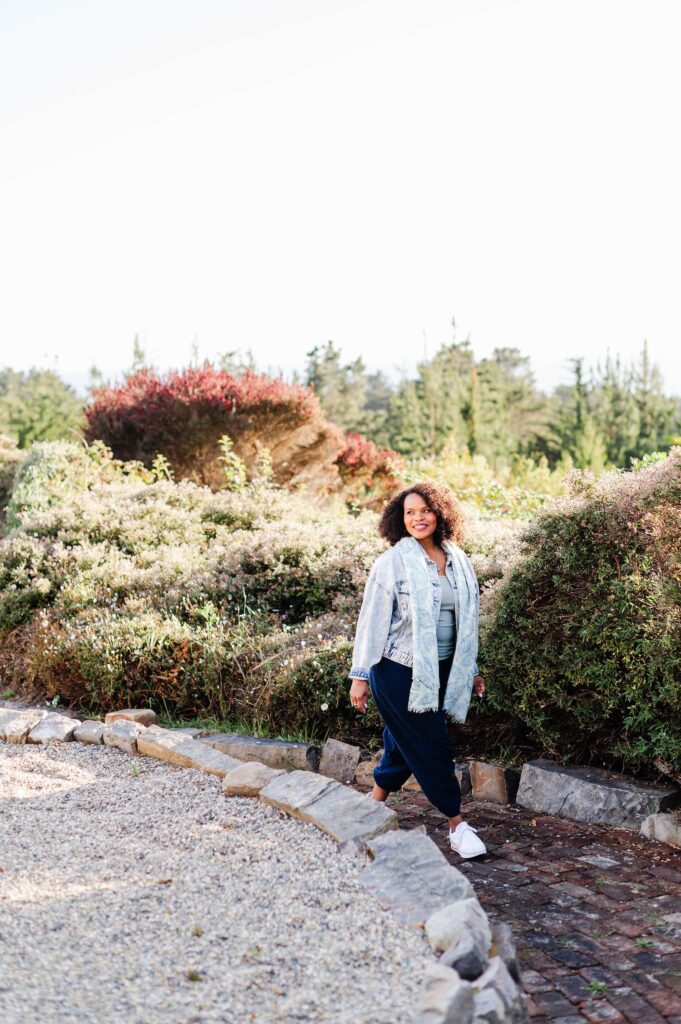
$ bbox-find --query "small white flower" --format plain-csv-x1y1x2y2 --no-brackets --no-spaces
320,702,329,711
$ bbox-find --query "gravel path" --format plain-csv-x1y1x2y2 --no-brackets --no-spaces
0,742,431,1024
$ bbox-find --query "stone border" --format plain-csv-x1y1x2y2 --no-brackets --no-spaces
0,705,527,1024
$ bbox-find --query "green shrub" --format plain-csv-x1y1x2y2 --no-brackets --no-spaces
405,443,567,519
5,439,157,530
0,435,24,528
481,449,681,774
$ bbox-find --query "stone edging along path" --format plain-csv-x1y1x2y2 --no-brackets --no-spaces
0,706,526,1024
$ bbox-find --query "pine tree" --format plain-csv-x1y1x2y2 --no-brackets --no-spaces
305,341,367,430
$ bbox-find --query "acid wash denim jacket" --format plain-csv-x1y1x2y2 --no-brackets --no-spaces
349,544,479,680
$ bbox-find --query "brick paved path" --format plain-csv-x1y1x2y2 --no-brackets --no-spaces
365,786,681,1023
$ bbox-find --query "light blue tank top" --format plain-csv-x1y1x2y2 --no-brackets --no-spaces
436,575,456,660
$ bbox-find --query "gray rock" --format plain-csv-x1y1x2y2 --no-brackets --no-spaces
221,761,285,797
104,708,157,727
440,933,488,981
641,811,681,848
2,709,46,743
319,738,361,782
416,962,474,1024
516,759,681,829
0,707,19,739
259,769,397,842
469,761,520,804
28,713,81,744
103,720,145,756
0,699,26,711
73,720,105,745
490,922,520,983
425,897,491,955
456,763,472,798
137,727,240,778
201,733,320,771
298,782,398,842
474,956,518,1012
259,769,337,813
360,829,474,926
473,987,507,1024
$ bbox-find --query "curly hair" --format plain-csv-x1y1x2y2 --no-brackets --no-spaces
378,481,465,547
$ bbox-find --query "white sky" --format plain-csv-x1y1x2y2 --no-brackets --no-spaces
1,0,680,395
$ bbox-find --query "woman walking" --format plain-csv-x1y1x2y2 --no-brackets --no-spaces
348,482,487,858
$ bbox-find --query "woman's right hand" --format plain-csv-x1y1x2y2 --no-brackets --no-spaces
349,677,369,714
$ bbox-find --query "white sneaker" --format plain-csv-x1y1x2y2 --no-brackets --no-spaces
449,821,487,859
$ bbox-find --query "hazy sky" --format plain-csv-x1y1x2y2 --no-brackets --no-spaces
2,0,680,394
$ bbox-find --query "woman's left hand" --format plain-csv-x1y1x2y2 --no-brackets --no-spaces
473,674,486,699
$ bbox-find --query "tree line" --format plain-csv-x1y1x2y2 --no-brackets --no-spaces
1,334,679,472
305,335,680,471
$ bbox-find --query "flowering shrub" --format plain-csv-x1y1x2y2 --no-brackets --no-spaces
481,449,681,774
5,439,157,530
0,435,23,525
3,438,678,771
0,441,387,734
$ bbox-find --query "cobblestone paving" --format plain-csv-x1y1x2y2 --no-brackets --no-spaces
361,785,681,1024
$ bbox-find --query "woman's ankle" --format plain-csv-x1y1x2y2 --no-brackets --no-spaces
448,814,463,830
371,783,390,802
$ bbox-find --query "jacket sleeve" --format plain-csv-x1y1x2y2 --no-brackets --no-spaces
348,570,395,680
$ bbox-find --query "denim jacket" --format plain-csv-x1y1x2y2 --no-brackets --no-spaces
349,544,479,680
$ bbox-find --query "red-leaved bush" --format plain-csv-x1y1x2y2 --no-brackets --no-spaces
335,432,403,508
85,366,326,488
85,365,404,502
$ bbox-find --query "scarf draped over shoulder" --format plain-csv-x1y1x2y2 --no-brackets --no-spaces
396,535,478,722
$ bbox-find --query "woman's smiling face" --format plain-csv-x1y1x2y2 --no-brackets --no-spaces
403,492,438,541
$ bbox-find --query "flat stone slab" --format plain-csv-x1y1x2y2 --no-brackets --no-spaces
222,761,286,797
0,708,19,739
73,720,105,744
319,738,360,782
1,710,46,743
28,713,81,744
137,726,240,778
469,761,520,805
300,783,397,843
103,720,144,755
360,829,474,926
104,708,158,727
259,768,396,842
201,733,320,771
260,769,337,812
641,812,681,848
260,770,399,839
516,759,681,829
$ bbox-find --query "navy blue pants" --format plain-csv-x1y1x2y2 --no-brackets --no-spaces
369,655,461,818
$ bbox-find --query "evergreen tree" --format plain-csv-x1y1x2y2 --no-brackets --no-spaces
305,341,367,429
591,352,640,466
634,340,677,458
0,368,84,448
547,359,608,470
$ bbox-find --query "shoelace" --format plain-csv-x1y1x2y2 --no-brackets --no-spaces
450,823,478,836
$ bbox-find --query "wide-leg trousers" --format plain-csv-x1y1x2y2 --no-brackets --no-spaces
369,655,461,818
